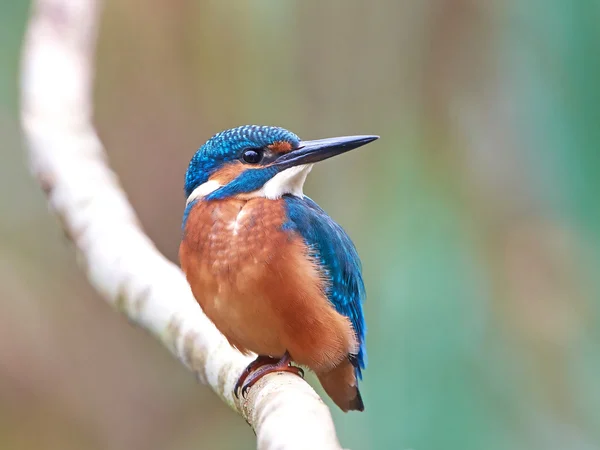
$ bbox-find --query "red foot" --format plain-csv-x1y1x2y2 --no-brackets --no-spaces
234,355,279,398
235,352,304,398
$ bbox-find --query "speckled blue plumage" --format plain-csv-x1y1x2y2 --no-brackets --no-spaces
283,195,367,380
185,125,300,197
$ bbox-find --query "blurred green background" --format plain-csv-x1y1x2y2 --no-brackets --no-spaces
2,1,600,449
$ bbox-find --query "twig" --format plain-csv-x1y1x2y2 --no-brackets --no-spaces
19,0,343,448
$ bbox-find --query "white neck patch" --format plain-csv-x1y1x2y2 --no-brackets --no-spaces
186,179,222,205
185,164,313,204
250,164,313,199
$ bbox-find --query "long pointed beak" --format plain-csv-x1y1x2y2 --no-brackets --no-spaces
275,135,379,170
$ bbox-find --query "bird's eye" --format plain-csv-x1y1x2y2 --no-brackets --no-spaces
241,148,263,164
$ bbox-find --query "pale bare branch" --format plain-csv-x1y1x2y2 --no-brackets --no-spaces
20,0,343,448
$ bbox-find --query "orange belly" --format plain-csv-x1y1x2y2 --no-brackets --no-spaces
179,197,357,372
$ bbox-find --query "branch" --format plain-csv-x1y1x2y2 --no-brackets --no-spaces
19,1,343,448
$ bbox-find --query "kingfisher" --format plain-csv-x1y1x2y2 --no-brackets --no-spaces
179,125,378,412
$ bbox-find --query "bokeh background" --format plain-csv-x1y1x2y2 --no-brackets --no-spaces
2,1,600,449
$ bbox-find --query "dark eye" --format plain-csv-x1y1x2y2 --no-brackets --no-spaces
241,148,263,164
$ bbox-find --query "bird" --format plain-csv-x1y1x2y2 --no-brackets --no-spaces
179,125,378,412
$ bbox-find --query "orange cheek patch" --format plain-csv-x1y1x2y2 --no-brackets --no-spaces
208,161,245,184
268,141,293,154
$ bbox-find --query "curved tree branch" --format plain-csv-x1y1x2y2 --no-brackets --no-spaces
19,0,343,448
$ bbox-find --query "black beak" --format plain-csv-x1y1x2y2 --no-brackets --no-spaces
274,135,379,170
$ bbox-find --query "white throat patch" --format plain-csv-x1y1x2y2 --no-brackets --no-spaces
186,179,222,205
185,164,313,204
252,164,313,199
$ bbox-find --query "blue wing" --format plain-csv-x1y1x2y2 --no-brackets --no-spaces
283,195,367,379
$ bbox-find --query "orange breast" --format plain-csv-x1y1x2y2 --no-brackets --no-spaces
179,197,357,372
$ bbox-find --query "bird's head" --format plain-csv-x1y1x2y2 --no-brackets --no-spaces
184,125,378,203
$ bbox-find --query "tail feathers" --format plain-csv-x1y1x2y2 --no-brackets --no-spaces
317,359,364,412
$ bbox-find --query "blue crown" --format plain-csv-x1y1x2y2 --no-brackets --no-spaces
184,125,300,197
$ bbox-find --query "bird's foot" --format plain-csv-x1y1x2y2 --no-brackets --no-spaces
236,352,304,398
234,355,279,398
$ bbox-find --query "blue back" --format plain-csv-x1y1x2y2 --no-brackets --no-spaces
283,195,367,379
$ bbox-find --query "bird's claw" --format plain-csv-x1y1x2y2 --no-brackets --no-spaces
234,355,277,399
240,363,304,398
240,381,252,398
234,352,304,399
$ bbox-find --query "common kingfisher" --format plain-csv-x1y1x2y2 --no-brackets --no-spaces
179,125,378,412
